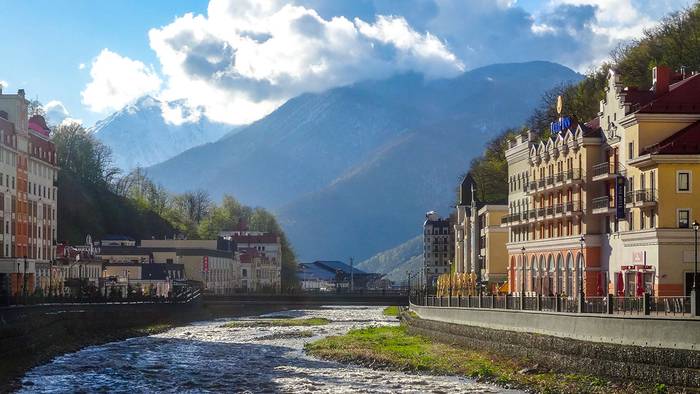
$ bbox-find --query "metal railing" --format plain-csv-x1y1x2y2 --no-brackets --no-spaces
564,200,583,214
592,195,612,210
650,296,690,316
583,297,607,314
635,189,657,204
592,162,615,177
611,297,644,315
410,292,696,318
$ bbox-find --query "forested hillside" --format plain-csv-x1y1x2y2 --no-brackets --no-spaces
54,122,299,289
465,3,700,204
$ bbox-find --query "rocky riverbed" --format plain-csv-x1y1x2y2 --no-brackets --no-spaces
19,306,518,393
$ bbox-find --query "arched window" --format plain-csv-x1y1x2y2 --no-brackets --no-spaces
546,255,554,296
530,256,538,293
566,253,574,297
556,254,564,295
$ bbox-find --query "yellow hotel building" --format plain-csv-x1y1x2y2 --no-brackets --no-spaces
503,66,700,297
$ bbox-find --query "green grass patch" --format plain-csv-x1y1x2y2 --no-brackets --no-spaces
305,325,658,393
382,306,400,316
223,317,330,328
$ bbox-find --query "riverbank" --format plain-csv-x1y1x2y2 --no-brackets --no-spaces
0,301,298,393
305,314,668,393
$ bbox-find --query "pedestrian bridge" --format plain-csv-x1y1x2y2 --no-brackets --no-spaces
203,291,409,306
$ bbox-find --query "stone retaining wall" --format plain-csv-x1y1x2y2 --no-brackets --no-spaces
411,303,700,350
406,307,700,388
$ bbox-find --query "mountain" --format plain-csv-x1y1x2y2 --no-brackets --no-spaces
355,235,423,284
91,96,232,171
147,61,581,262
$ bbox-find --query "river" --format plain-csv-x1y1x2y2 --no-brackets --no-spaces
19,306,518,393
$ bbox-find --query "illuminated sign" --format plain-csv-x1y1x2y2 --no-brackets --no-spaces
550,116,572,133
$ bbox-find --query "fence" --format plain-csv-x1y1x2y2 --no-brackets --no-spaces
411,292,696,318
2,286,201,306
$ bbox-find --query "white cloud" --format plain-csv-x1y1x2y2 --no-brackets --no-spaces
79,63,86,70
43,100,69,124
42,100,83,126
81,49,162,113
147,0,464,125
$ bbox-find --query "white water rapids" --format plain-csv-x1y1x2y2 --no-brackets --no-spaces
19,306,519,393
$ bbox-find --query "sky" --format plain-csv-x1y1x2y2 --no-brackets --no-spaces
0,0,695,127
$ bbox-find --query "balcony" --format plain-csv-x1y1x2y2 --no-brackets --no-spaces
592,161,624,181
591,195,614,214
525,201,583,223
527,168,583,195
633,189,657,207
500,213,524,226
563,200,583,215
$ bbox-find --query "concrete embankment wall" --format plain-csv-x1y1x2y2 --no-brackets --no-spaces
411,304,700,350
407,304,700,388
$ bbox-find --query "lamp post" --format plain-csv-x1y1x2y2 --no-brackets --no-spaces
692,221,699,316
579,236,585,300
693,221,699,293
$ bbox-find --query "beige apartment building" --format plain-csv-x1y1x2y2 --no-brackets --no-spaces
477,204,508,287
100,239,240,295
503,66,700,297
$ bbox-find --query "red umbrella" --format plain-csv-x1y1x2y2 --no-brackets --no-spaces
617,271,624,296
636,271,644,296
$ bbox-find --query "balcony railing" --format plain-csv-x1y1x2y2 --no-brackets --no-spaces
592,162,614,177
592,195,612,210
564,200,582,214
635,189,657,204
501,213,523,224
529,169,583,193
564,168,582,181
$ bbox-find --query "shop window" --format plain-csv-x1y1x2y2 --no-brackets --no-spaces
678,209,690,229
678,171,691,192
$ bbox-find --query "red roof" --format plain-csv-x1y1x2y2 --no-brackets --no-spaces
636,73,700,114
642,121,700,155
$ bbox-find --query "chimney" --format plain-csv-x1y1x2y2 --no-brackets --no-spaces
652,66,671,96
17,89,25,98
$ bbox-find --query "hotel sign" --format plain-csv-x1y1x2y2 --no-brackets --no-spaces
550,95,572,134
615,176,625,219
550,117,573,133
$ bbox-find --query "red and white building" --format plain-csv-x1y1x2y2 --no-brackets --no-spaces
0,88,58,298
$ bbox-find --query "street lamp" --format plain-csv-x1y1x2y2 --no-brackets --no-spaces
520,246,526,296
579,235,585,300
693,221,699,292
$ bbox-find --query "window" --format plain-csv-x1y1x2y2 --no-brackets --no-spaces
628,211,634,231
650,209,655,228
678,209,690,229
678,171,691,192
628,142,634,160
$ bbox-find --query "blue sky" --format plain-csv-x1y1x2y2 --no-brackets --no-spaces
0,0,694,126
